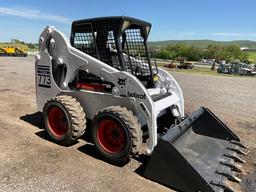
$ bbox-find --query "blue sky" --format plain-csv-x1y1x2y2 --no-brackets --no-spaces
0,0,256,43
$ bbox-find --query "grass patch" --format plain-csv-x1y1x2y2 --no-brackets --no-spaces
247,51,256,63
169,66,218,76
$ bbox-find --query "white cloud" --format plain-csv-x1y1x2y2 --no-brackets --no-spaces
0,6,70,23
247,33,256,36
212,32,256,37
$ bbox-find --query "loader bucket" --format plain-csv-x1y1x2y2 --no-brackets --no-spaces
144,107,248,192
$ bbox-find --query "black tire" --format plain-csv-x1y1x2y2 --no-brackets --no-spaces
43,95,86,145
91,106,142,164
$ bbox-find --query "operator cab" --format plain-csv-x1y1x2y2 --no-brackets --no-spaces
70,16,157,88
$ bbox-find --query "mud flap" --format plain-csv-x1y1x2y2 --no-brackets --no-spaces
144,107,248,192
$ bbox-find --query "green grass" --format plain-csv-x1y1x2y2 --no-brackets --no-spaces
0,43,37,52
164,66,221,76
169,66,218,76
247,51,256,63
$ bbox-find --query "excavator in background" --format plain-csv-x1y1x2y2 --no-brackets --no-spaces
0,47,27,57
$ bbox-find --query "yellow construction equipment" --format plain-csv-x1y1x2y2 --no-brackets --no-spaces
0,47,27,57
0,48,8,56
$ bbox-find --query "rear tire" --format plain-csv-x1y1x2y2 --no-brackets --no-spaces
91,106,142,164
43,95,86,145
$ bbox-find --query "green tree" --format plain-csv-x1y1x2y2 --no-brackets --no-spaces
154,43,248,62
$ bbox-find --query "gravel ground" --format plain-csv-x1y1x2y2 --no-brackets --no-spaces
0,57,255,192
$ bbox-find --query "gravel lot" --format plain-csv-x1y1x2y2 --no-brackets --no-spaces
0,57,255,192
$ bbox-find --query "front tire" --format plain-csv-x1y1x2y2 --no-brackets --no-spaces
91,106,142,164
43,95,86,145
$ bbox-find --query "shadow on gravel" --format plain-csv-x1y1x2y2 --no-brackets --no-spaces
77,144,103,160
19,112,144,169
20,112,80,146
77,144,128,167
35,130,51,141
34,130,79,146
134,155,150,176
20,112,44,129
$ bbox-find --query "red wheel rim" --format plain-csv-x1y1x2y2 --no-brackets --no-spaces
97,119,126,153
47,106,68,136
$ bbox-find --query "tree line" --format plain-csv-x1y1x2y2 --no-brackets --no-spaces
154,44,248,62
11,39,38,50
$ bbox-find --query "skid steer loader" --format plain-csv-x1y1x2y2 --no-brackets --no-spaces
35,16,248,192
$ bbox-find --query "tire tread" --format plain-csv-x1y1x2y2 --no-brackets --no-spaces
44,95,86,145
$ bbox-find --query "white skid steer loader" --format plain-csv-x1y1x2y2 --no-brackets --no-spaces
35,16,248,192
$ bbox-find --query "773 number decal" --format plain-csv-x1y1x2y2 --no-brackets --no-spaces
37,65,51,88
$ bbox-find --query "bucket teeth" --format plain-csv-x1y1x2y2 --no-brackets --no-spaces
230,140,248,149
227,147,248,156
215,170,242,183
210,181,234,192
220,161,243,173
224,153,246,164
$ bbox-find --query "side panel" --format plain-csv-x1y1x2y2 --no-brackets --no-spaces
157,68,184,116
35,52,61,111
58,90,137,120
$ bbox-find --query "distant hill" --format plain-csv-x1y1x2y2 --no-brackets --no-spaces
149,40,256,49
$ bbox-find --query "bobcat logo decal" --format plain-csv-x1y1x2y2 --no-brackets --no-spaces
118,78,126,86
